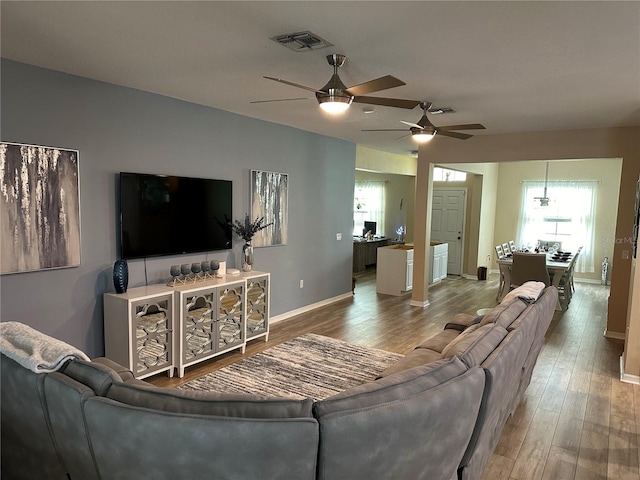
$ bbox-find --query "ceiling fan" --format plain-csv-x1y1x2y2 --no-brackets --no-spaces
252,54,421,114
362,101,486,142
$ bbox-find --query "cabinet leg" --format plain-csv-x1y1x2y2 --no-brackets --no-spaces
167,368,174,378
241,344,246,354
178,367,185,378
265,332,269,342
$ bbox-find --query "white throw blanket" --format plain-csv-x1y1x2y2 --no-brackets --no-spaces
502,281,546,304
0,321,89,373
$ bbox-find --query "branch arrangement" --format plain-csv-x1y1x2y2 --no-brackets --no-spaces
230,214,273,242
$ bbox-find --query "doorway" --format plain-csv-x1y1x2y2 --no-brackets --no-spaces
431,188,466,276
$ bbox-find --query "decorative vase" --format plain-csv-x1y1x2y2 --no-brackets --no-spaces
113,259,129,293
242,242,254,272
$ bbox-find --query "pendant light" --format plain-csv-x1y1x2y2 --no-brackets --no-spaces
534,162,551,207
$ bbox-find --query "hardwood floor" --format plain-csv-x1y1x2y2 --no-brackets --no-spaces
148,269,636,480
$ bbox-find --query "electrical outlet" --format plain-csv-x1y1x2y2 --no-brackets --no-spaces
336,233,342,240
299,279,304,288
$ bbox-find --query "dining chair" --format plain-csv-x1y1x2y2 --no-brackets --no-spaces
508,240,516,252
557,248,581,309
510,252,550,289
502,242,511,255
495,244,505,259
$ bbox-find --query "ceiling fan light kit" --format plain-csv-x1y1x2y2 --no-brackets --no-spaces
258,53,421,114
317,93,352,114
411,129,436,143
362,101,486,142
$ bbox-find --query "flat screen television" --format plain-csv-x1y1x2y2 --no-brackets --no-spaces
119,172,232,259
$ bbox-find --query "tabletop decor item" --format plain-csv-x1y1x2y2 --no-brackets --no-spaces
229,214,273,271
168,265,184,286
113,259,129,293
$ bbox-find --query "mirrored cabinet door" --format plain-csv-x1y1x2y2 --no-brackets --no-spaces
182,289,216,363
246,275,269,340
132,295,173,377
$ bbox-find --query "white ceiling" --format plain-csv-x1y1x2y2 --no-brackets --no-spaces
2,1,639,156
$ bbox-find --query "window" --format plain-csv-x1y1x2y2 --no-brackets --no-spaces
353,181,384,237
517,181,597,273
433,167,466,182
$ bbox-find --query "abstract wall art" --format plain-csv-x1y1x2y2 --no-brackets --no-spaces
250,170,288,247
0,142,81,274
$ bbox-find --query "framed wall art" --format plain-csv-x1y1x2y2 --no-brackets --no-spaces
250,170,288,247
0,142,81,274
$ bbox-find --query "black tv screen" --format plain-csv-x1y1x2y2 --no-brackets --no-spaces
119,172,232,259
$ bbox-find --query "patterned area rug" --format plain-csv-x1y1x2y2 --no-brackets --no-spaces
178,333,403,401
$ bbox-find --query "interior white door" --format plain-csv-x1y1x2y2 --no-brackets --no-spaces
431,189,466,276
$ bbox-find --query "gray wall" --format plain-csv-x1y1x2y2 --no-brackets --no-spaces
0,60,356,357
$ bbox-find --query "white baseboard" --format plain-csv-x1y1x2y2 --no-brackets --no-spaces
410,299,430,308
604,329,625,340
575,278,606,285
270,292,353,324
620,355,640,385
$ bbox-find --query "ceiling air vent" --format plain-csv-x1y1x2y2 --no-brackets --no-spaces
271,31,333,52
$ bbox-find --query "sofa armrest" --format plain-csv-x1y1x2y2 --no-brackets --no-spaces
443,323,468,332
443,313,483,332
92,357,136,382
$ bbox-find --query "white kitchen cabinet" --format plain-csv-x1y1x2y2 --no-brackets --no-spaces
429,242,448,284
376,245,414,296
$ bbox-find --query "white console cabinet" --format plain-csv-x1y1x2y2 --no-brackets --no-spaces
104,271,270,379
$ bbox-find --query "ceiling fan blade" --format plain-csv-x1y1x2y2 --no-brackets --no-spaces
437,130,473,140
437,123,486,131
353,96,421,109
400,120,423,129
263,76,323,94
361,128,407,132
346,75,405,96
250,97,311,104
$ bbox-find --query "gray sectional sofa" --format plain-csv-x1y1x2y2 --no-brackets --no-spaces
1,283,557,480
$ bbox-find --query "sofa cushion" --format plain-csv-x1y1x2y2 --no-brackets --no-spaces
501,281,546,304
62,358,122,396
84,397,319,480
441,324,509,368
416,329,461,353
313,358,485,480
378,348,442,378
0,354,69,480
314,356,468,416
440,324,480,357
106,381,313,418
479,298,528,329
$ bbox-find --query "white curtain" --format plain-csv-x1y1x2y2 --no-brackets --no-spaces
517,181,597,273
353,181,385,236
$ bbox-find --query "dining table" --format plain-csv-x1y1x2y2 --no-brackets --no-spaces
497,251,576,310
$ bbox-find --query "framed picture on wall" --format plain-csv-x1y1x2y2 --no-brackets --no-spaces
0,142,81,274
250,170,288,247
